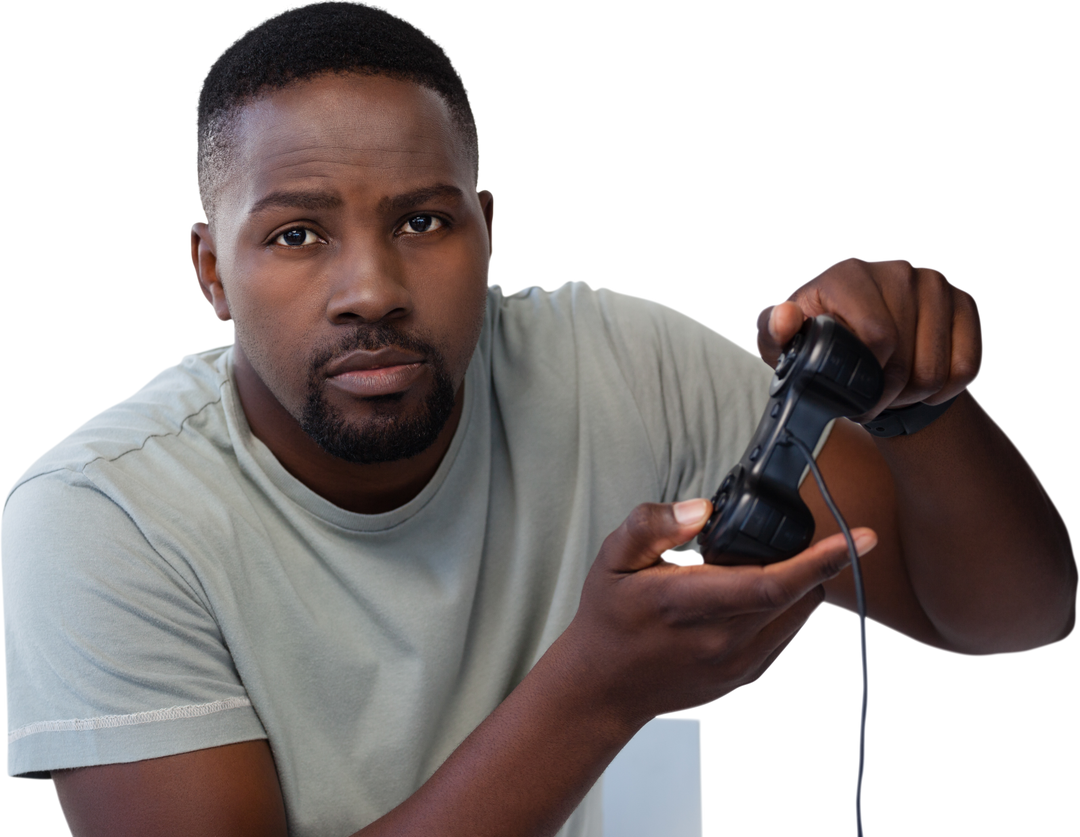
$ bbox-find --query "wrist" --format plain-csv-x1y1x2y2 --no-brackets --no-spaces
862,392,962,438
545,618,655,738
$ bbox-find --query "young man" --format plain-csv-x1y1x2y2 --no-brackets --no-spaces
3,3,1074,836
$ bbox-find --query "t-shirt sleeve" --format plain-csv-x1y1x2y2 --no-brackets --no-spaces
592,289,774,508
3,470,266,778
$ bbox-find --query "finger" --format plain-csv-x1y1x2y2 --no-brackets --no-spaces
739,584,827,680
771,303,806,345
756,302,805,367
746,528,874,613
927,288,981,404
760,584,826,643
802,260,929,416
900,268,954,405
670,528,876,616
597,500,713,574
733,597,818,688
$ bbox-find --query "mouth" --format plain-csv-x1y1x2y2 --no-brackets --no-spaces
329,364,426,398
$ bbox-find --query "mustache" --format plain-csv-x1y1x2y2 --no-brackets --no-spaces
307,323,443,373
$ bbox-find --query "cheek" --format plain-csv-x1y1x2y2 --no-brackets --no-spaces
442,276,486,375
226,272,323,401
228,250,326,328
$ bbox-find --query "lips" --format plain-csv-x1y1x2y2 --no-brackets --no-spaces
326,347,427,375
322,347,427,398
328,364,425,398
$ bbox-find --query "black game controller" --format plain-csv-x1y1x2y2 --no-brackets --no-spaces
698,315,884,565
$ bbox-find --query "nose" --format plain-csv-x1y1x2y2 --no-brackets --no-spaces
325,237,411,324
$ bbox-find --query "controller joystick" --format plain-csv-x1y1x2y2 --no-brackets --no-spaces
698,315,884,565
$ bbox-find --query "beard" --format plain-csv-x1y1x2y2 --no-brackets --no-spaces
299,323,459,464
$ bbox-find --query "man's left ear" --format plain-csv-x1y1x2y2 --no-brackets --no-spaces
478,190,494,254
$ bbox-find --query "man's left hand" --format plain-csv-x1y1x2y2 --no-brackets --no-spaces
756,258,981,421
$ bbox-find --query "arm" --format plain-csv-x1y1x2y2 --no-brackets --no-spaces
52,657,619,837
759,259,1076,652
810,405,1075,652
866,394,1074,650
54,503,873,837
54,742,288,837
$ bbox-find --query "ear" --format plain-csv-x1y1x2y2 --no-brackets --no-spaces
191,223,231,322
478,190,494,254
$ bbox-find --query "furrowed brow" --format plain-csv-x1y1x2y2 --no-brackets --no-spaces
379,184,465,214
247,185,465,218
249,189,343,217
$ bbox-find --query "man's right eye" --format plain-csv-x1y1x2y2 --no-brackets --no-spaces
274,227,320,247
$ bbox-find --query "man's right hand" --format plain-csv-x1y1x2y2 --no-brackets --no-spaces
560,498,876,724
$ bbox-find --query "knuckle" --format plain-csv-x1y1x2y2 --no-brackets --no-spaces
623,503,661,544
887,259,916,280
861,319,900,359
956,289,978,315
864,317,899,346
908,360,947,394
653,582,692,628
655,577,729,631
697,630,736,665
869,259,915,290
955,343,982,375
951,354,981,384
748,574,793,611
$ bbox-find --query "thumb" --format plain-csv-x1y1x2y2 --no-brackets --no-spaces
756,301,805,367
598,499,712,574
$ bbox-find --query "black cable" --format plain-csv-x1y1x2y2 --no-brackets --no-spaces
781,431,867,837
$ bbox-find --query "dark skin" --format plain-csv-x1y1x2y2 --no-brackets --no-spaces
53,73,1076,836
185,76,1071,656
189,73,496,516
760,271,1074,651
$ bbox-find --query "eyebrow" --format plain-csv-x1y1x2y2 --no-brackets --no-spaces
247,183,467,218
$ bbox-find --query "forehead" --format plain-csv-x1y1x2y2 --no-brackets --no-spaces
222,74,472,215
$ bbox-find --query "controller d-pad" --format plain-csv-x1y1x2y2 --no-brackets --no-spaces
774,332,803,381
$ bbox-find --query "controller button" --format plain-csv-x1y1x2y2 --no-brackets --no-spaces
820,345,855,384
739,498,782,542
749,445,761,462
774,333,803,381
847,358,882,402
770,516,811,552
770,402,781,419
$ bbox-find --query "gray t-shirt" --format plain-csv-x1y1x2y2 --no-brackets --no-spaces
4,283,771,836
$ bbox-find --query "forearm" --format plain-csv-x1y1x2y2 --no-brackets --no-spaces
353,629,639,837
876,391,1076,652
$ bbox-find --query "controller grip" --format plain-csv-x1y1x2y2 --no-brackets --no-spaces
698,315,883,565
698,465,815,562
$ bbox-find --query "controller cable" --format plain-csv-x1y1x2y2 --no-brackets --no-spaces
781,430,868,837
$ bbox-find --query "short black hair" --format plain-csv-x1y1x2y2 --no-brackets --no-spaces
197,2,478,223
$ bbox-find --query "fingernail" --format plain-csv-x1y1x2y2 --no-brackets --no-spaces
673,498,710,525
853,530,878,557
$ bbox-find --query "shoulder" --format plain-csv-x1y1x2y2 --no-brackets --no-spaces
8,348,234,501
483,282,737,365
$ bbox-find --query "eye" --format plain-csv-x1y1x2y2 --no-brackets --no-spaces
397,215,444,235
273,227,322,247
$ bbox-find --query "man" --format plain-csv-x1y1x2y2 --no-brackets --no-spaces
3,3,1074,836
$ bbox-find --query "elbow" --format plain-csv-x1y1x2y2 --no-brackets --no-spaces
935,545,1077,656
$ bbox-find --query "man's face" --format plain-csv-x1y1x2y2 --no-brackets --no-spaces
200,73,492,463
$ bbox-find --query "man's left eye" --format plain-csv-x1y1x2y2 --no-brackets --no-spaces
399,215,444,234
